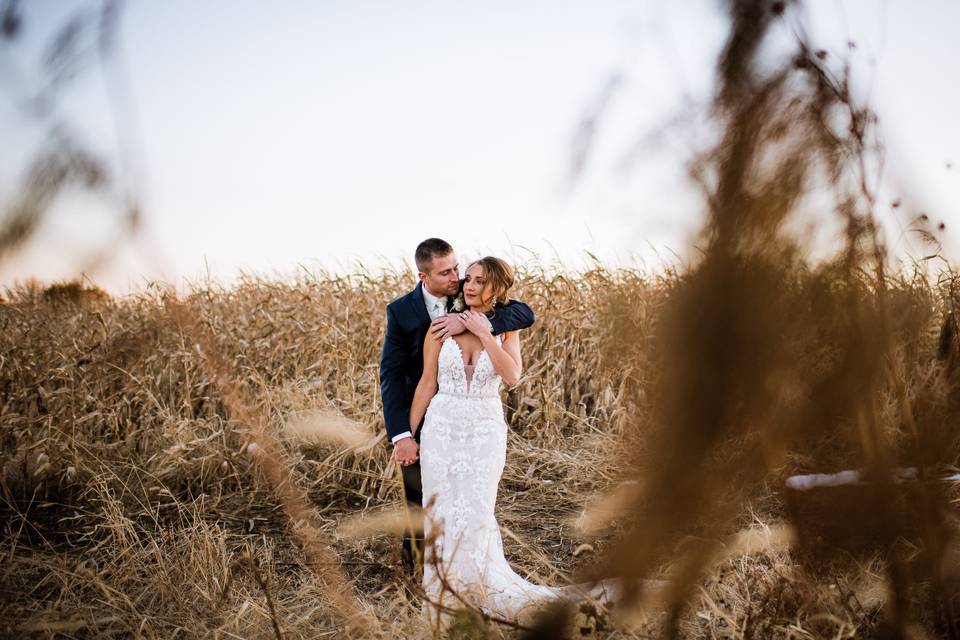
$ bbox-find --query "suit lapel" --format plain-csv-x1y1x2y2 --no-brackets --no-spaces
411,282,431,327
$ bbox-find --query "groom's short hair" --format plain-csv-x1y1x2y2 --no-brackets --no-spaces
415,238,454,273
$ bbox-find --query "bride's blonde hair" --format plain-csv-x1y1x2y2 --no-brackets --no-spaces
468,257,514,308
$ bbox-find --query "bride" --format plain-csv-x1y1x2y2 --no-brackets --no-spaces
406,257,602,624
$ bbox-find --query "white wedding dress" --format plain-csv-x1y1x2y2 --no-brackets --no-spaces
420,336,595,623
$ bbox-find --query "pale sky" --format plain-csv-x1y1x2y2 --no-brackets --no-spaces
1,1,958,292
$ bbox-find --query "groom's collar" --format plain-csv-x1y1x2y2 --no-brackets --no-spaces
420,283,448,310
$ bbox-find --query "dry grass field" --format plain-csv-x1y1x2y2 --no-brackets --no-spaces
0,267,650,638
4,2,960,637
2,261,960,639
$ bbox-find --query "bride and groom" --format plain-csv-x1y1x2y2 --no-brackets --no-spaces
379,238,605,622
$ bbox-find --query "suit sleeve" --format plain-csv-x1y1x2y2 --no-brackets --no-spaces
489,299,535,335
379,305,409,441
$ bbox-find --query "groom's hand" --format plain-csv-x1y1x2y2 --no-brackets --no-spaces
392,437,419,466
430,315,466,340
462,310,493,337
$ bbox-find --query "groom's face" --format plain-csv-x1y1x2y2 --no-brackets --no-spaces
420,253,461,298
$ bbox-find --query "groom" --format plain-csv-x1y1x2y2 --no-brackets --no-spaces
379,237,535,571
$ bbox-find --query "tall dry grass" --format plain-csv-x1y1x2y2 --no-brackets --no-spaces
551,1,960,638
0,266,658,638
1,259,958,638
4,1,960,638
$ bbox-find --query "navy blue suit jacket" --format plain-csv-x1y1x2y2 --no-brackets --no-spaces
379,282,535,441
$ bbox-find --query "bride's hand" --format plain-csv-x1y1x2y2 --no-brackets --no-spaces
461,310,492,338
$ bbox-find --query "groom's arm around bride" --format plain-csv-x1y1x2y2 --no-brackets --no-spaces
379,287,535,462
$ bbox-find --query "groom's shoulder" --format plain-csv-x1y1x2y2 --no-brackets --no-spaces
386,285,420,313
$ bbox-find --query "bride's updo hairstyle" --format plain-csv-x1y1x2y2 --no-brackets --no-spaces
469,257,515,308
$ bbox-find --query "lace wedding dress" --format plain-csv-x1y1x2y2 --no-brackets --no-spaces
420,336,598,623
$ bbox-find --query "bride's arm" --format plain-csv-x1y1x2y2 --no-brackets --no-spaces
463,304,523,385
480,330,522,386
408,334,442,436
463,310,522,384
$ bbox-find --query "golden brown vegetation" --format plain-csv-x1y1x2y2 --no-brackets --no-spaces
0,261,958,639
0,267,638,638
4,1,960,638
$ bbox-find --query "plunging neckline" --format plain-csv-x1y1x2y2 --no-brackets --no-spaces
449,338,486,393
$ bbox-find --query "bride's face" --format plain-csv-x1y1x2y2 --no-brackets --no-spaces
463,264,493,310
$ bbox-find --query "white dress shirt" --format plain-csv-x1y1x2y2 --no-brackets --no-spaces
421,286,448,321
391,286,448,444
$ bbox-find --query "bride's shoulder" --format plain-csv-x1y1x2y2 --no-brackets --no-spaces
499,331,520,351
